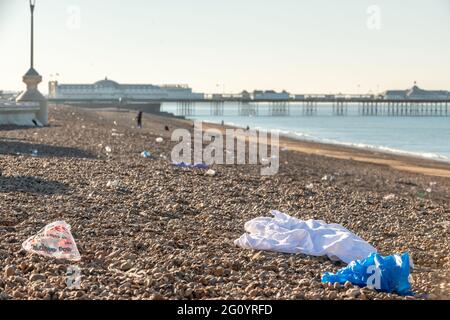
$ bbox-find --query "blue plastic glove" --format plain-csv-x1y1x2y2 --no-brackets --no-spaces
322,252,413,296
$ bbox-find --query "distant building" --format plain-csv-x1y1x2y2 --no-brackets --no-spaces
240,90,251,100
253,90,290,100
48,78,204,100
0,91,18,101
383,85,450,100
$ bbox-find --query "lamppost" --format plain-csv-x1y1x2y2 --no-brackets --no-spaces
16,0,48,126
30,0,36,70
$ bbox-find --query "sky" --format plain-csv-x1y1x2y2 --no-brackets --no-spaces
0,0,449,94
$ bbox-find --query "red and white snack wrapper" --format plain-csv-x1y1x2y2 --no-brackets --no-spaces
22,221,81,262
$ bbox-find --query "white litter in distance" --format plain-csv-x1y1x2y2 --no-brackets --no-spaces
156,137,164,143
106,180,120,188
105,146,112,153
305,183,314,189
234,210,377,264
383,194,396,200
322,175,335,182
205,169,216,177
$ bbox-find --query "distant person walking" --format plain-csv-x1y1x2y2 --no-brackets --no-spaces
136,111,143,129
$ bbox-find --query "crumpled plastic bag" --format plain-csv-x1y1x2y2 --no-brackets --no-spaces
171,161,209,169
322,252,413,296
22,221,81,262
235,210,376,264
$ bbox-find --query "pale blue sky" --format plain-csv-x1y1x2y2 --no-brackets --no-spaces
0,0,449,94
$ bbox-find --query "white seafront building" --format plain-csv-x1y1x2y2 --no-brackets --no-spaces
253,90,290,100
383,85,450,100
48,78,204,101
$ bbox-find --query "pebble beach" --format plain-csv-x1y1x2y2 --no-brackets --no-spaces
0,105,449,300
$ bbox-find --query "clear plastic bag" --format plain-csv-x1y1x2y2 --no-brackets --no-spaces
22,221,81,262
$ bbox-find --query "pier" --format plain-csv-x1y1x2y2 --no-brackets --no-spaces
48,97,450,117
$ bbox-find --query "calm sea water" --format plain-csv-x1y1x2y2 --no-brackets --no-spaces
161,102,450,162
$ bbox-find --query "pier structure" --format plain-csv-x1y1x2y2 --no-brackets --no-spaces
49,96,450,118
302,101,318,116
358,101,449,117
176,101,195,116
238,101,259,116
268,101,290,116
210,101,224,116
332,101,348,116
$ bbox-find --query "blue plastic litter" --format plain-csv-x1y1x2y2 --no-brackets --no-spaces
141,151,152,158
321,252,413,296
172,162,209,169
193,163,209,169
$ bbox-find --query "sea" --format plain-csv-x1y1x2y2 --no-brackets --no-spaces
161,102,450,163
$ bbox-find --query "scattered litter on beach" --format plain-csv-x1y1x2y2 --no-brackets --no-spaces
417,191,426,199
141,151,152,158
426,188,432,193
31,150,38,157
105,146,112,153
234,210,376,264
305,183,314,189
205,169,216,177
321,175,335,182
322,252,413,296
22,221,81,262
156,137,164,143
172,162,209,169
112,132,124,137
160,154,167,160
106,180,120,188
429,182,437,187
383,194,396,200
